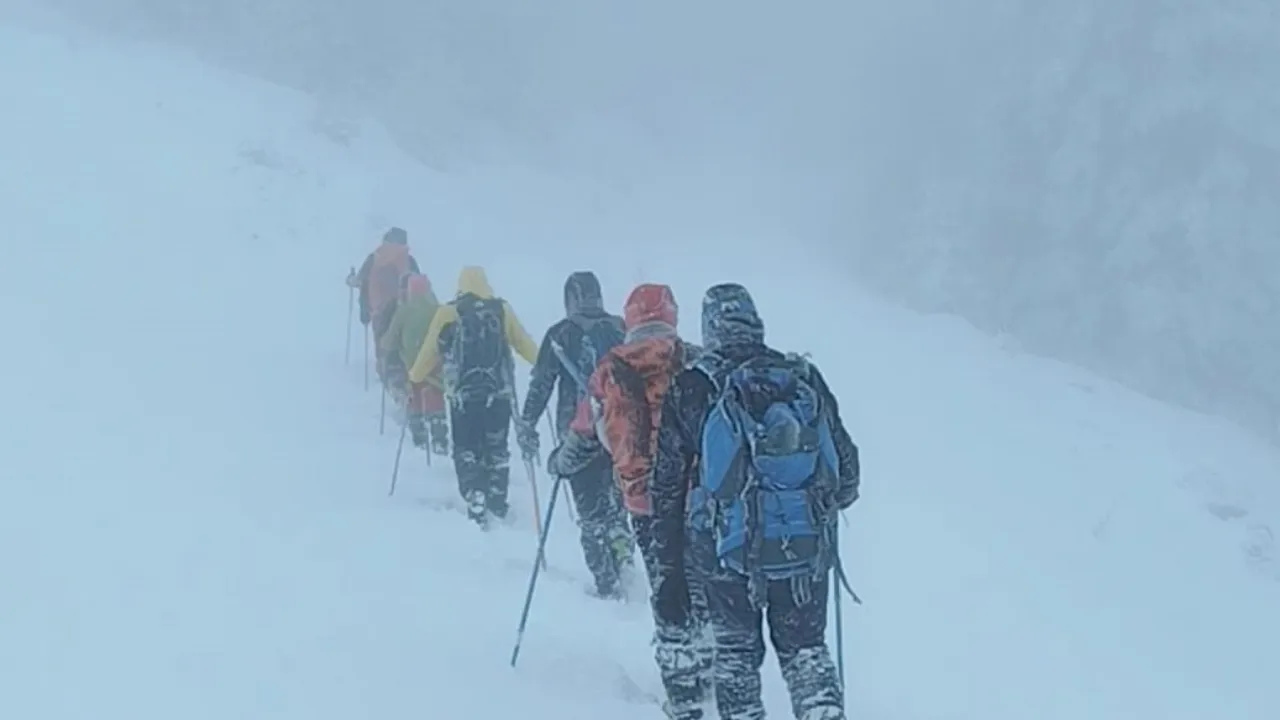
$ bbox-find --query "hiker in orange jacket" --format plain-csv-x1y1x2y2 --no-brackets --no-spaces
345,226,420,371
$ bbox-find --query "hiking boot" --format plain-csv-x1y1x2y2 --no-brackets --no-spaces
588,581,623,601
408,415,429,449
430,434,449,456
428,415,450,455
465,490,488,528
485,487,509,520
661,700,704,720
799,707,845,720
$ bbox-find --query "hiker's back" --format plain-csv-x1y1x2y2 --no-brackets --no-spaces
562,312,624,393
445,293,511,400
598,336,686,514
694,350,841,582
367,243,410,315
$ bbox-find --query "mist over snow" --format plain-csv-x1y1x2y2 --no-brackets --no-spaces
15,0,1280,441
1,5,1279,720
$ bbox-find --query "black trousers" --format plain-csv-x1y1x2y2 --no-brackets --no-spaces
698,537,844,720
567,453,632,595
632,515,713,719
449,393,512,518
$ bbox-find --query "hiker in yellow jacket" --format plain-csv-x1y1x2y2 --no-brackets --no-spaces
409,266,538,526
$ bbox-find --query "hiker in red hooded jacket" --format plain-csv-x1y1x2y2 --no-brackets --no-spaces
547,283,711,720
344,227,421,369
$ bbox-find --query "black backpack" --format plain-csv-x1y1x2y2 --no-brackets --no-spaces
555,315,625,395
449,295,511,397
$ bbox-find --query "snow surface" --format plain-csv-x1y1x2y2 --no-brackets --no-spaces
1,20,1278,720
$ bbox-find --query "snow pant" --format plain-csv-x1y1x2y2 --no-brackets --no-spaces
567,453,634,597
449,392,511,522
698,533,843,720
632,515,713,720
408,381,448,453
684,528,714,660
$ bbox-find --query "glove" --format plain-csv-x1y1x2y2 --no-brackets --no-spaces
515,419,540,461
345,268,360,288
545,444,563,477
652,564,691,628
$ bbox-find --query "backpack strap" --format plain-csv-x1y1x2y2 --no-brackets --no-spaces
554,315,617,392
549,338,590,391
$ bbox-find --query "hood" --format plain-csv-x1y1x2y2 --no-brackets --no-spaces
623,283,677,330
700,282,764,351
456,266,494,298
624,320,677,344
564,271,604,316
382,226,408,245
405,273,431,300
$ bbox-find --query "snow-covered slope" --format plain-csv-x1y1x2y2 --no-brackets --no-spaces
1,21,1278,720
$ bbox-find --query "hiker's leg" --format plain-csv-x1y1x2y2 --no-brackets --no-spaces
569,453,620,597
428,413,449,454
684,529,716,697
768,573,843,720
406,383,428,447
604,480,637,575
706,564,766,720
632,516,704,719
371,307,395,377
449,398,485,521
481,394,512,518
422,383,449,454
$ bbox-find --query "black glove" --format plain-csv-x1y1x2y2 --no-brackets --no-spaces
653,565,691,629
515,419,539,461
545,444,563,477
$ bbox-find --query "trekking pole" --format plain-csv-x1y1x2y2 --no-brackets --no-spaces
830,522,863,698
545,415,577,524
523,458,547,570
379,387,387,435
345,267,354,365
388,413,409,496
422,391,433,467
833,523,846,693
510,383,547,561
510,472,563,668
364,326,370,391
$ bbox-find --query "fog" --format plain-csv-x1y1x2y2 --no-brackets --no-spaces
15,0,1280,438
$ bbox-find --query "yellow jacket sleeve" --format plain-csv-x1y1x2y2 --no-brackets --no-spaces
408,304,458,384
502,301,540,365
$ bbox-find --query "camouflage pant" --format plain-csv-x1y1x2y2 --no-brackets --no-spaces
695,540,844,720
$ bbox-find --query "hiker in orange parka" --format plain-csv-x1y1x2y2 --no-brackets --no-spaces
345,226,420,371
551,283,696,514
546,282,711,714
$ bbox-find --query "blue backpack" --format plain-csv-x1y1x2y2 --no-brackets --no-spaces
692,352,840,585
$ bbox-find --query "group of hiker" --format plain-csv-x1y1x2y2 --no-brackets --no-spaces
347,227,862,720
